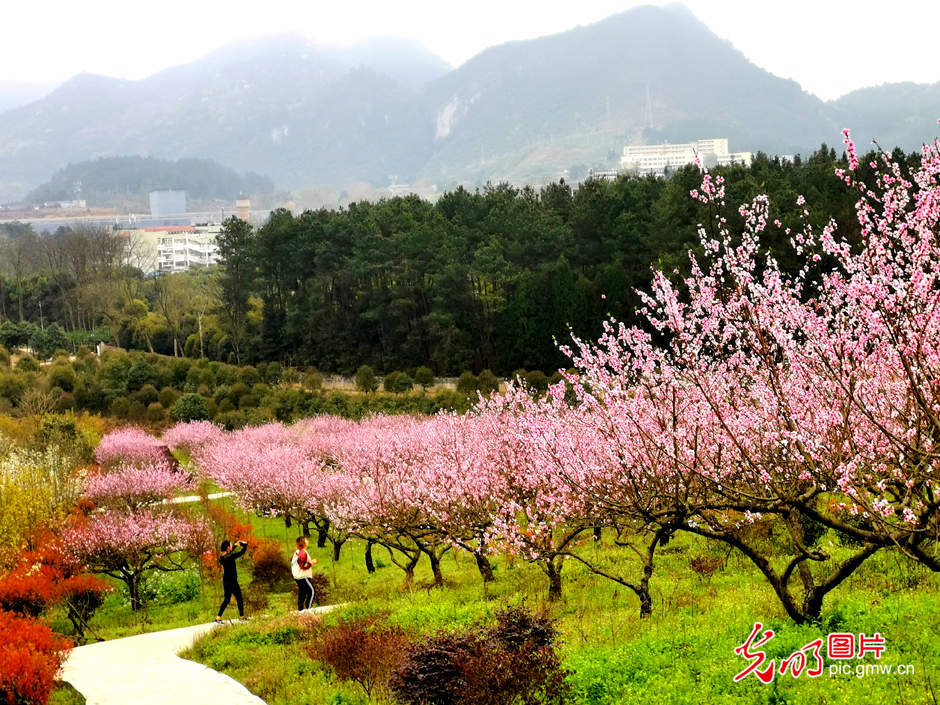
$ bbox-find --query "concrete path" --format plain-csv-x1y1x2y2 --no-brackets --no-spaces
169,491,232,504
61,605,344,705
61,622,264,705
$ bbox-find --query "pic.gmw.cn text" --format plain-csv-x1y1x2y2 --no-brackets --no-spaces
733,622,915,683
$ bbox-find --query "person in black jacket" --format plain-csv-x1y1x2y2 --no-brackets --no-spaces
215,539,248,622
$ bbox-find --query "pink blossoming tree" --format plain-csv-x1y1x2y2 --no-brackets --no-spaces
326,416,454,588
416,413,502,584
162,421,225,457
95,427,170,469
477,389,596,601
69,432,209,611
83,462,193,511
63,509,210,611
556,130,940,622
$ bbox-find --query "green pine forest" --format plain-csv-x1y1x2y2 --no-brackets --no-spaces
0,146,888,379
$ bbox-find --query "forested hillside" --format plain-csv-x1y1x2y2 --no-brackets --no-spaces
2,4,936,202
24,156,275,208
0,35,442,200
215,146,873,375
420,3,833,182
0,145,890,378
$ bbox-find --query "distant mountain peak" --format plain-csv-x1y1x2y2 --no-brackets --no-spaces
662,2,702,22
327,35,453,91
0,8,933,203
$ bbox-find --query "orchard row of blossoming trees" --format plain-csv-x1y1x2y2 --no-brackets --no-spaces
82,131,940,625
64,427,211,611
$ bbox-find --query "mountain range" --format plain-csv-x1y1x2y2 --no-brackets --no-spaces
2,3,939,204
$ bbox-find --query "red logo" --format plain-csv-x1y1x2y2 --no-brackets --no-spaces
734,623,884,683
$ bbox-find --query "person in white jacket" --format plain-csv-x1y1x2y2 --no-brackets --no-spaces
291,536,317,610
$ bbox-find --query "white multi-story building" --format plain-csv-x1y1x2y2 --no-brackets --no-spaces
123,224,222,274
587,169,620,182
155,226,220,273
620,139,752,174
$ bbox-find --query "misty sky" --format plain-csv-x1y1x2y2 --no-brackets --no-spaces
2,0,937,101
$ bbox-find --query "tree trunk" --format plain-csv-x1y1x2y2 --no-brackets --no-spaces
802,590,825,622
428,551,444,587
475,552,495,584
786,511,817,595
593,526,602,542
382,541,421,589
402,554,420,590
545,559,563,602
66,604,86,640
638,589,653,618
126,572,143,612
332,538,345,563
636,560,654,618
365,540,376,574
686,523,880,625
634,526,666,619
317,520,330,548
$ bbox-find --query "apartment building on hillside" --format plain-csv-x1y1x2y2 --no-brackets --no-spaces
620,139,752,174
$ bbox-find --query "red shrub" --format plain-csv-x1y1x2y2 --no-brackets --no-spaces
0,538,110,638
58,575,113,638
248,539,290,590
688,555,723,581
305,616,411,697
0,610,72,705
69,497,97,518
18,535,83,579
0,573,56,618
0,540,66,618
207,505,256,547
388,606,570,705
200,550,220,577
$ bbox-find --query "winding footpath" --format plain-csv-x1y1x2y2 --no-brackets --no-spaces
61,606,342,704
63,489,323,703
61,622,265,705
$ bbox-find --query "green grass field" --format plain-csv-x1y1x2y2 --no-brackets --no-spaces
61,496,940,705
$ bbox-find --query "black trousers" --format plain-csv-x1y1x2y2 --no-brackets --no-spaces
218,581,243,617
295,577,315,611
